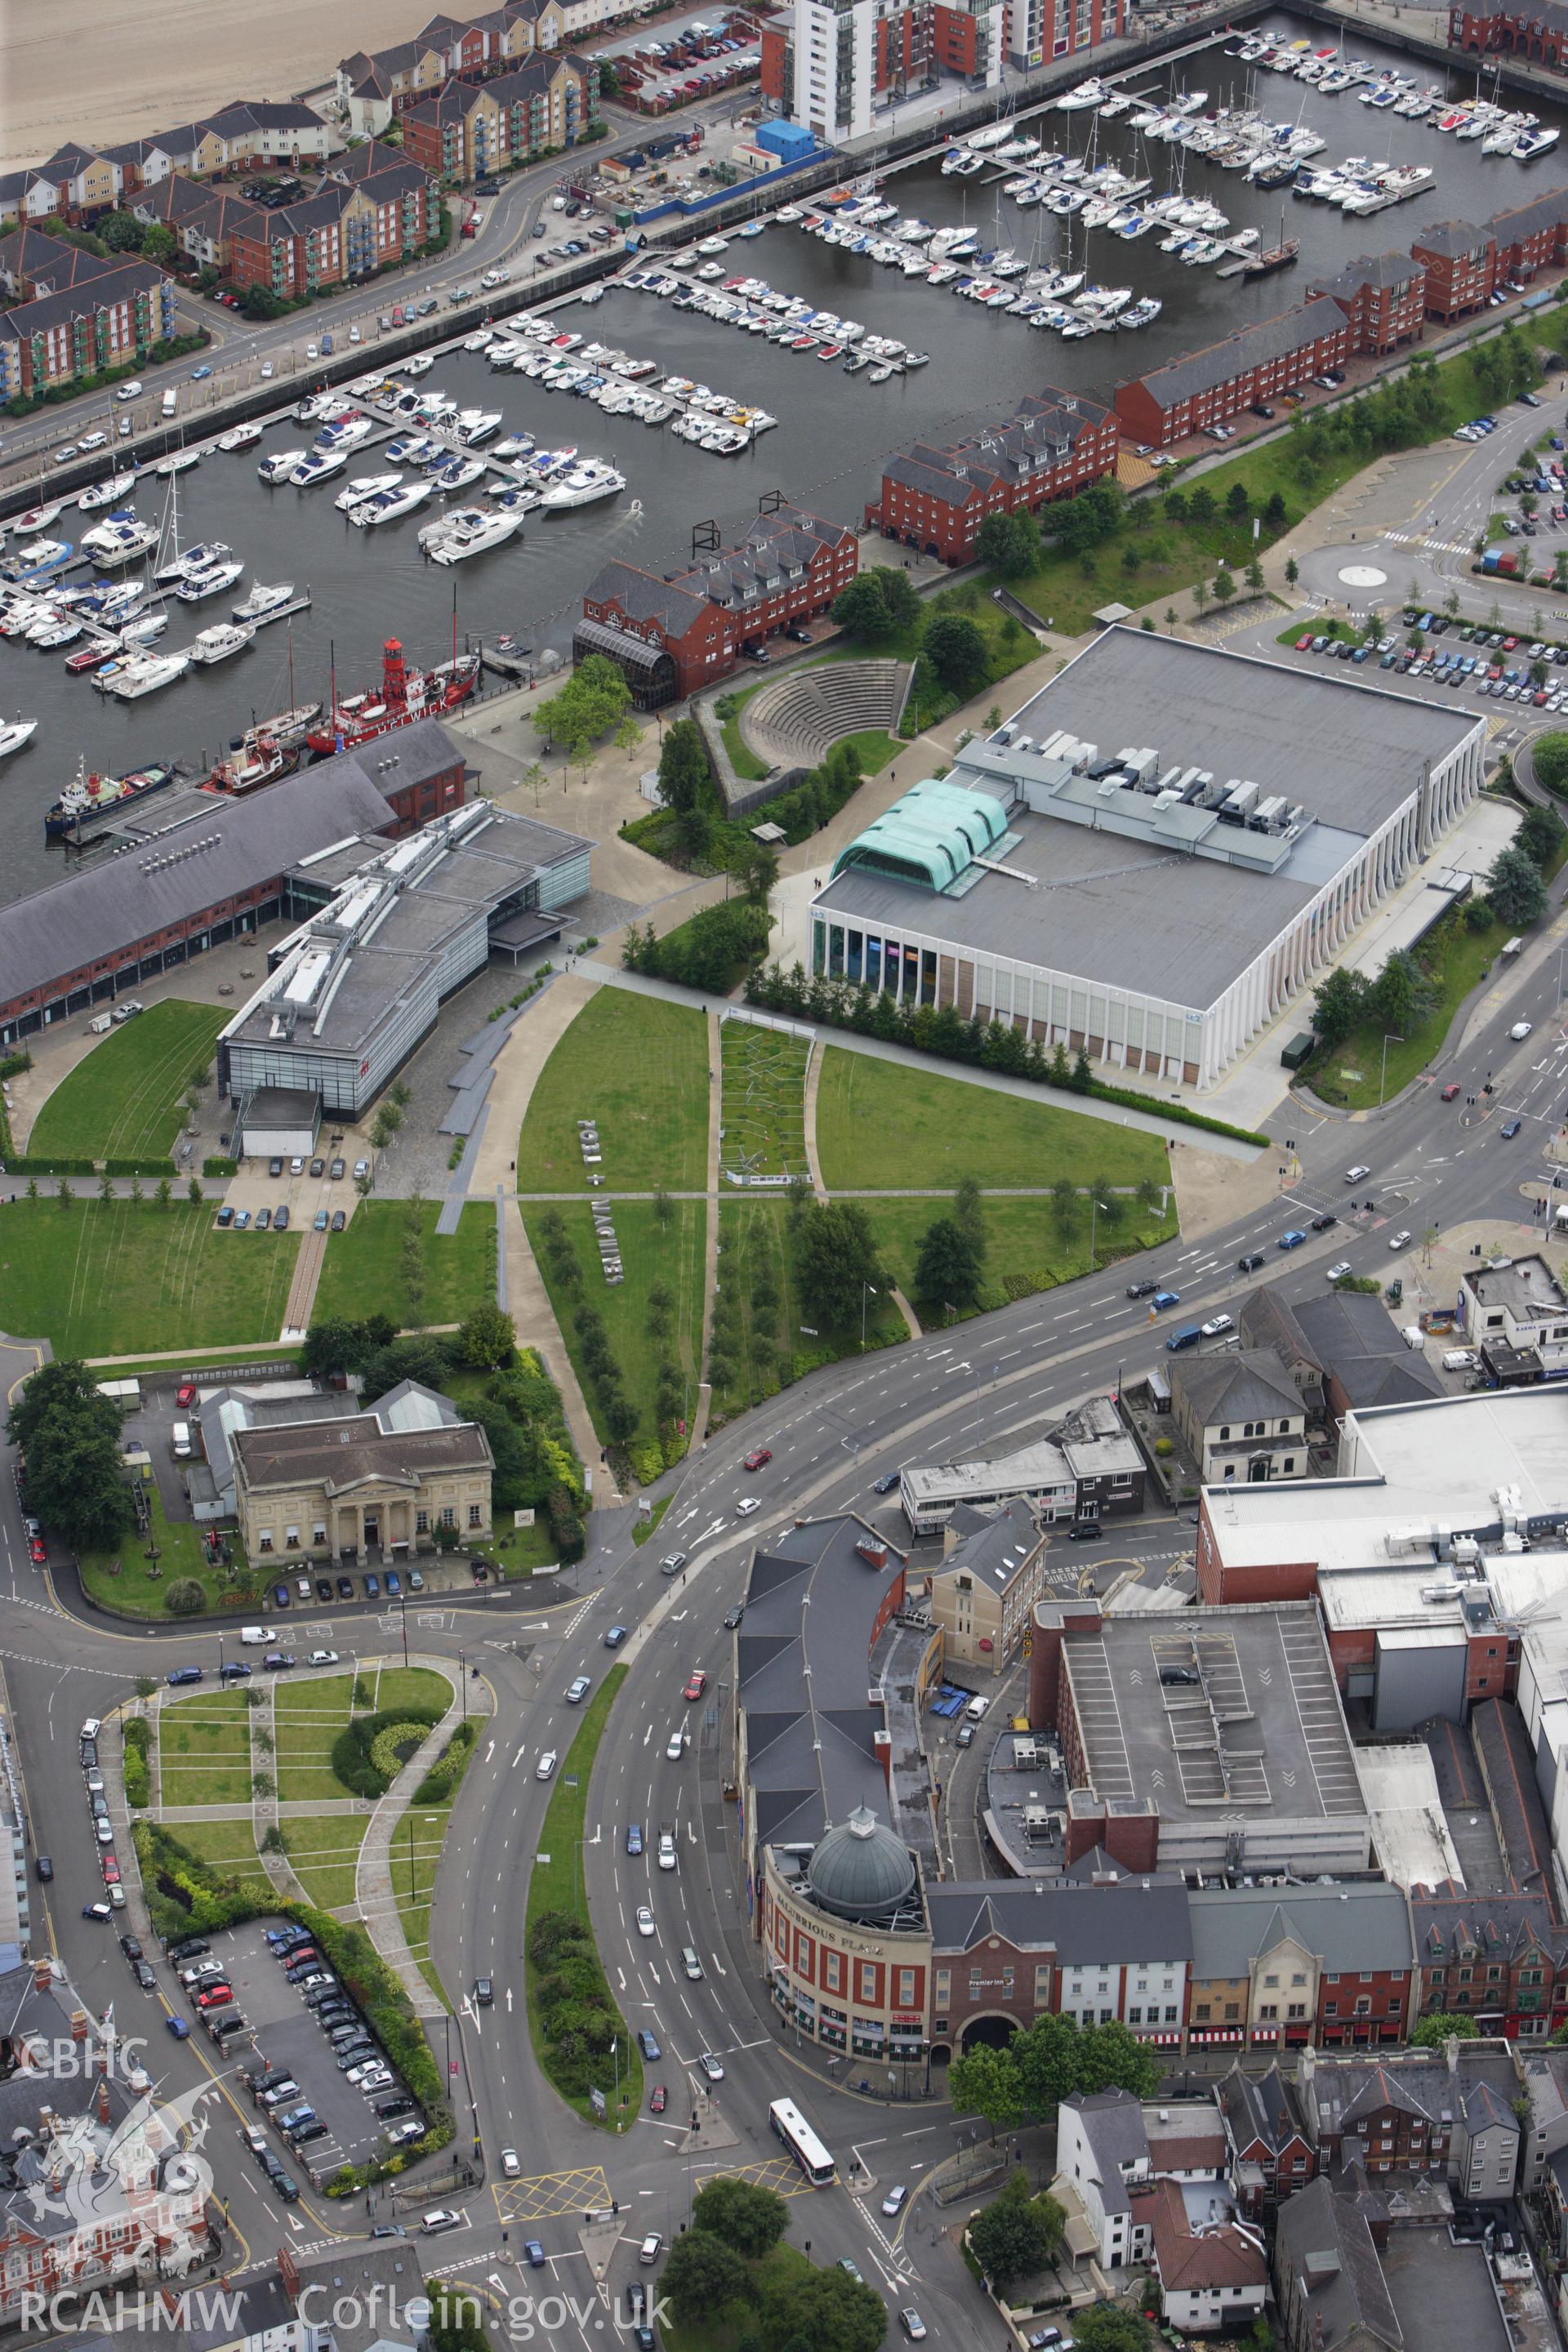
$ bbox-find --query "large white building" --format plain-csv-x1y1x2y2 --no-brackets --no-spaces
790,0,1004,145
808,630,1486,1092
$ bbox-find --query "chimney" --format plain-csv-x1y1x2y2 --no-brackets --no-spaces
31,1961,51,1993
69,2010,90,2043
873,1727,893,1788
1445,2034,1461,2075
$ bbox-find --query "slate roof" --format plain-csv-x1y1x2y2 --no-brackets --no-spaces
584,558,710,636
924,1873,1194,1963
230,1410,490,1493
0,227,104,296
0,754,397,1010
1188,1884,1415,1979
1312,249,1423,299
1218,2059,1311,2157
329,139,418,185
1065,2087,1148,2215
1411,217,1490,258
881,388,1112,506
1171,1348,1302,1428
0,258,167,347
1413,1881,1568,1969
1273,2176,1404,2352
1303,2047,1521,2145
1119,298,1346,412
1287,1290,1445,1407
929,1500,1040,1597
1139,2176,1267,2292
1488,185,1568,247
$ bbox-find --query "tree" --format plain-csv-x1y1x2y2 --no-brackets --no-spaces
1534,732,1568,796
1225,480,1251,522
913,1216,982,1309
165,1579,207,1616
1411,2011,1481,2047
459,1304,516,1370
1312,966,1369,1051
949,2043,1025,2132
875,566,921,631
98,209,146,252
923,612,988,693
1012,2011,1085,2112
1192,580,1209,615
1050,1178,1077,1234
968,2172,1059,2290
1284,555,1299,587
954,1174,986,1267
1187,483,1217,528
1052,478,1125,555
1488,840,1548,927
1371,948,1425,1038
657,718,709,813
1071,2310,1150,2352
660,2231,752,2328
762,2265,885,2352
1245,557,1265,595
536,653,631,771
7,1361,135,1555
141,221,176,265
1076,2021,1161,2098
690,2176,788,2256
1263,489,1288,531
1519,800,1566,869
1212,567,1236,605
831,573,892,640
1531,658,1551,690
1164,606,1178,632
976,510,1041,578
794,1201,883,1330
731,839,779,906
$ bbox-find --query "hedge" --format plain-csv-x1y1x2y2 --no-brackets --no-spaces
122,1718,153,1808
7,1157,96,1177
103,1159,182,1179
413,1718,478,1805
0,1052,32,1083
132,1819,453,2180
332,1704,445,1800
203,1156,238,1179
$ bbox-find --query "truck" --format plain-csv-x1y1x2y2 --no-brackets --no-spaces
657,1823,677,1872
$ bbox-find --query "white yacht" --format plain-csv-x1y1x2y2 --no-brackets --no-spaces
233,581,296,621
154,449,201,478
539,461,626,510
0,719,38,759
350,479,435,526
96,650,190,699
257,449,306,484
291,448,350,488
420,505,523,564
78,472,138,511
173,560,245,604
335,473,403,513
154,539,232,587
217,423,264,453
81,513,159,567
189,622,255,665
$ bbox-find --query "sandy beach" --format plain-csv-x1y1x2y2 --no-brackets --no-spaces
2,0,413,171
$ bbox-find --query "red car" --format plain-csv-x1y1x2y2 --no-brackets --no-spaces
684,1670,707,1702
100,1855,120,1884
649,2085,667,2114
1294,632,1315,652
28,1539,45,1566
742,1448,772,1472
1441,1083,1462,1102
176,1383,197,1409
195,1984,232,2010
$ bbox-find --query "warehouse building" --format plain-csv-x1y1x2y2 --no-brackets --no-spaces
217,795,590,1124
808,629,1484,1092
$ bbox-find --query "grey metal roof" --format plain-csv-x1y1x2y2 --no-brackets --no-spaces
0,755,396,1010
1187,1884,1415,1979
1062,2087,1147,2215
1171,1349,1301,1428
231,1407,490,1491
1118,296,1345,412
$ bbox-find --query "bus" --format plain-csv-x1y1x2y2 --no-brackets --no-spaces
768,2097,835,2185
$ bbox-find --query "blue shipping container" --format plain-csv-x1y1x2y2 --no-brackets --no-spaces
755,118,814,163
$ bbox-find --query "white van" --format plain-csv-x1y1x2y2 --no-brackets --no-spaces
965,1694,991,1722
161,389,177,418
171,1422,193,1459
240,1625,268,1646
115,380,143,403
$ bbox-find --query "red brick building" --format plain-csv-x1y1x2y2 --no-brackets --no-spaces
1114,298,1352,449
1414,1886,1568,2039
226,155,429,293
0,229,176,400
1217,2063,1317,2216
1410,216,1499,318
866,389,1120,564
1450,0,1568,69
1491,187,1568,278
401,55,596,182
1311,250,1428,354
759,20,789,100
577,502,858,704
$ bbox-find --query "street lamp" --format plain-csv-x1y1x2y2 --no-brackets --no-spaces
860,1282,877,1351
1088,1196,1110,1272
460,1650,466,1722
1379,1032,1405,1107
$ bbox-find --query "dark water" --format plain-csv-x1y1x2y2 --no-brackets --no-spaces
2,8,1563,901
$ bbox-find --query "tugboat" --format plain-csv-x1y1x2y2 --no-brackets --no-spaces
198,724,302,795
45,755,177,839
305,637,480,757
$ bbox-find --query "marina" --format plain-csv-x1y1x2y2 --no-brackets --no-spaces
1,9,1566,895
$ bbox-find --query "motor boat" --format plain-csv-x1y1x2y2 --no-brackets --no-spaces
290,448,350,488
539,461,626,510
217,423,264,453
189,622,254,665
0,719,38,758
173,560,244,603
78,472,137,511
257,449,306,484
154,538,232,587
95,650,190,699
419,504,524,564
233,581,296,621
350,479,435,526
335,473,403,513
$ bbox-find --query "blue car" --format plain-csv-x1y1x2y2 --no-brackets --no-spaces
385,1570,401,1597
1278,1229,1307,1250
272,1583,290,1608
167,1665,202,1686
1151,1290,1181,1312
626,1823,644,1855
165,2016,190,2038
637,2029,661,2060
190,363,212,380
219,1661,252,1681
364,1574,380,1600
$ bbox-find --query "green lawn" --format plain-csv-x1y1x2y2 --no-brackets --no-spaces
165,1817,273,1895
310,1200,493,1331
814,1049,1171,1192
274,1673,359,1804
710,1198,906,1422
719,1022,809,1180
0,1201,299,1356
865,1192,1178,1319
282,1815,369,1912
395,1801,455,2007
1306,906,1505,1109
524,1200,705,1450
159,1690,255,1807
29,1001,229,1165
525,1664,642,2124
517,990,709,1194
77,1487,258,1621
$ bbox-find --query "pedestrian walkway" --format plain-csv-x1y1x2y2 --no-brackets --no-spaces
280,1226,327,1343
354,1661,478,2020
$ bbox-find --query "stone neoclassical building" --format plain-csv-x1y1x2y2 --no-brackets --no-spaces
229,1390,492,1563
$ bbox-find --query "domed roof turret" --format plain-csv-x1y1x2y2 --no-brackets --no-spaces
807,1806,917,1922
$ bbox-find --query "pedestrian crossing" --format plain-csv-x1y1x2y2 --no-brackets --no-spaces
1384,528,1478,562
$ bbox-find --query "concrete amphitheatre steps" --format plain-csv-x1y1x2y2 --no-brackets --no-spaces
740,658,914,773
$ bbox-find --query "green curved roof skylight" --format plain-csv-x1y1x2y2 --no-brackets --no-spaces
828,778,1009,891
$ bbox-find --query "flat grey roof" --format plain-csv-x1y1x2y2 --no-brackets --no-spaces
813,631,1479,1013
1061,1603,1365,1827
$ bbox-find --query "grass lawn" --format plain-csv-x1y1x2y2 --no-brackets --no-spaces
525,1664,642,2124
0,1201,298,1356
310,1200,494,1332
29,1001,229,1165
664,2243,814,2352
720,1023,809,1180
710,1198,906,1422
716,678,770,782
814,1049,1170,1192
166,1817,273,1895
77,1487,246,1620
865,1192,1179,1320
282,1815,368,1912
525,1200,705,1450
158,1690,254,1807
274,1673,358,1804
518,990,709,1194
394,1801,455,2007
835,727,903,775
1305,906,1503,1109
